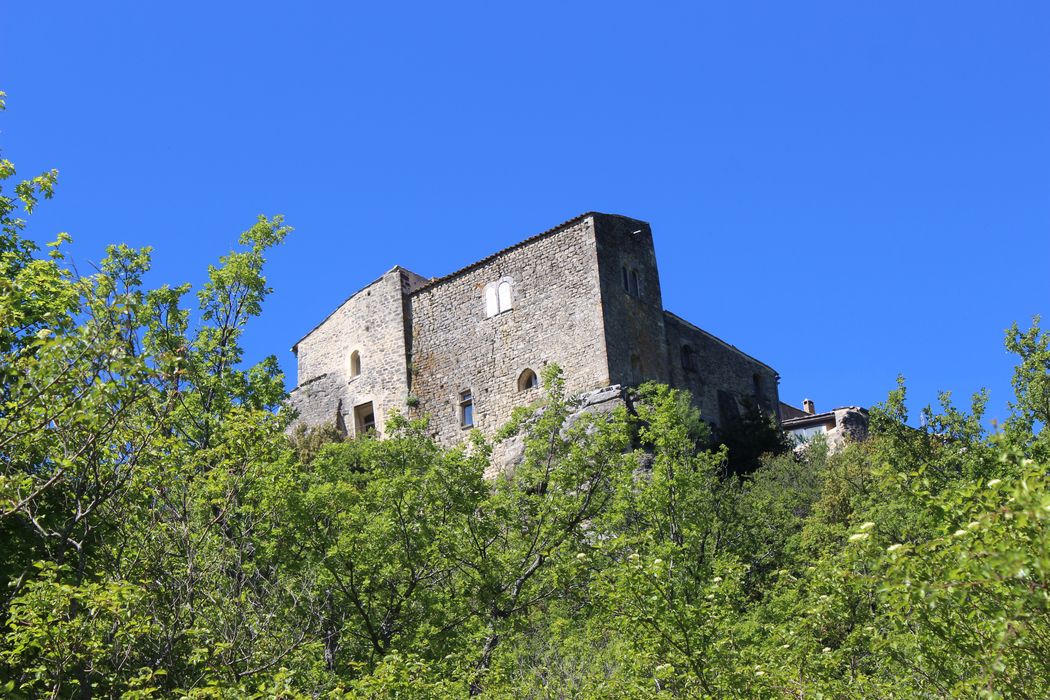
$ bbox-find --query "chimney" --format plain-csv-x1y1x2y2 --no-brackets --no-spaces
803,398,815,415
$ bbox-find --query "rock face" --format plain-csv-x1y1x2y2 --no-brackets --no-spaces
288,212,781,450
829,407,869,449
486,384,628,478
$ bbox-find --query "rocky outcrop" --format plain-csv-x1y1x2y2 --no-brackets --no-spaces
486,385,628,478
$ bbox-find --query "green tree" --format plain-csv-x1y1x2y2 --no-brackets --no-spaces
2,89,1048,699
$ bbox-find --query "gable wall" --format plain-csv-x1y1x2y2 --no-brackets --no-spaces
289,269,412,434
407,217,610,444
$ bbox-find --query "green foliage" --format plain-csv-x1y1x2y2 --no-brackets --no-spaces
714,398,789,476
0,94,1047,697
1005,316,1050,460
287,421,346,464
3,563,155,698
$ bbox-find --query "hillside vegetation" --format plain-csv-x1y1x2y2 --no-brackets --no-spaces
2,93,1048,698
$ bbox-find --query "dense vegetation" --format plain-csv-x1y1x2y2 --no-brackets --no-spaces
2,92,1048,698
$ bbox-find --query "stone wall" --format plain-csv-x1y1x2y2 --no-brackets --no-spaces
288,211,784,455
289,268,413,435
407,217,611,445
662,312,780,429
593,214,671,387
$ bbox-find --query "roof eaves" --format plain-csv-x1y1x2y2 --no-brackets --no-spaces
409,211,600,295
781,412,837,427
664,311,779,376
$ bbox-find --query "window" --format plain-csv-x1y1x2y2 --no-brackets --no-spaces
354,402,376,436
485,286,499,317
630,354,643,381
790,424,827,445
459,390,474,428
497,281,512,311
484,278,514,317
681,344,697,372
349,350,361,377
623,265,639,298
752,373,763,397
518,368,538,392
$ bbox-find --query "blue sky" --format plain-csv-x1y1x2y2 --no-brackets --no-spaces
3,2,1048,424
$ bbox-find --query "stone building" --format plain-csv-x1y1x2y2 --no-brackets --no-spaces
780,399,869,452
289,212,780,448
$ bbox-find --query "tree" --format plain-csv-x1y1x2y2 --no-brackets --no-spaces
1005,316,1050,459
2,89,1047,698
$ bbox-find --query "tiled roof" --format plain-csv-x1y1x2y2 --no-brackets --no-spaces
781,406,868,428
781,412,837,428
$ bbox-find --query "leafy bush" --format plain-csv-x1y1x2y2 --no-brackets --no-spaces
1,92,1047,697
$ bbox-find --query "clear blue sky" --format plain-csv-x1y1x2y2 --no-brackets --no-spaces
4,2,1048,424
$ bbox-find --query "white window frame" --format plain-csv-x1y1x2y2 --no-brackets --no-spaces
483,277,515,317
459,390,474,428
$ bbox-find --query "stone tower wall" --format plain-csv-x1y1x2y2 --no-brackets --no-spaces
407,217,610,444
592,214,671,387
289,268,412,435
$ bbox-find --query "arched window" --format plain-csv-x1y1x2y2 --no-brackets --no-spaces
349,350,361,377
497,281,512,311
484,278,514,317
517,368,538,392
681,344,696,372
485,286,499,317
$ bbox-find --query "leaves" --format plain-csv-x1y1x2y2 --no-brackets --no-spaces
1,93,1047,698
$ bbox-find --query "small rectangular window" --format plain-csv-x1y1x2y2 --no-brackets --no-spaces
354,402,376,436
459,391,474,428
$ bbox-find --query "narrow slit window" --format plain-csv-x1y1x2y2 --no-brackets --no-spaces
629,270,639,297
459,390,474,428
681,345,696,372
349,350,361,377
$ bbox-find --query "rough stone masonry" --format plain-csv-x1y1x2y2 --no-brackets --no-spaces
289,212,781,463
